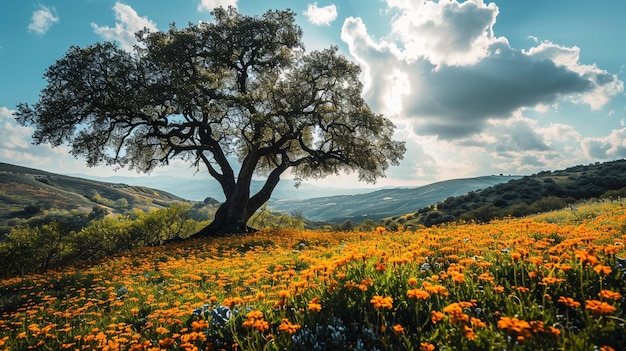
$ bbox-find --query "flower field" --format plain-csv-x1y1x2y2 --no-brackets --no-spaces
1,201,625,350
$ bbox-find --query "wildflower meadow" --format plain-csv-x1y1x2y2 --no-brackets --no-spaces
1,200,625,350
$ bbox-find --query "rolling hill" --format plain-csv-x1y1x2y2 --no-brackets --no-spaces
385,159,626,228
268,175,520,222
0,162,189,234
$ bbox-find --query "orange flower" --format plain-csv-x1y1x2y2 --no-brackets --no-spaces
392,324,405,334
450,272,465,283
539,277,566,285
190,319,209,331
471,317,486,329
478,272,494,282
159,337,175,347
420,342,436,351
370,295,393,310
462,325,476,340
497,316,532,339
593,264,612,275
585,299,616,317
155,326,169,334
598,289,622,300
245,310,264,320
308,302,322,312
431,310,445,324
407,289,430,300
278,319,301,335
408,277,419,286
575,250,598,266
558,296,581,308
443,303,469,325
252,319,269,332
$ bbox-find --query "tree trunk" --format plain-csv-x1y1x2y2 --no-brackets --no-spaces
190,200,257,238
170,155,288,241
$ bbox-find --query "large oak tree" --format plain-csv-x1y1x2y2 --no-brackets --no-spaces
15,8,406,237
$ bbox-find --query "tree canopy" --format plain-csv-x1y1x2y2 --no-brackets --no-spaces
15,7,406,236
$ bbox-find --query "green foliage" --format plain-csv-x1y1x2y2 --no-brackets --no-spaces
248,203,305,231
0,222,74,275
0,205,205,277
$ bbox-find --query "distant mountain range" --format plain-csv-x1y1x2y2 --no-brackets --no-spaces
3,159,624,233
71,174,379,202
268,176,520,222
2,161,521,228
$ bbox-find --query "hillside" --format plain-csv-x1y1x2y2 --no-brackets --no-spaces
2,201,624,350
0,162,190,234
76,174,378,201
388,159,626,228
269,175,519,222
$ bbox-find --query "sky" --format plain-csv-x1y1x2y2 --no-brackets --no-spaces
1,0,625,193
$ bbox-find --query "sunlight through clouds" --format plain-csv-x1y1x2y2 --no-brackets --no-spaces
387,0,505,67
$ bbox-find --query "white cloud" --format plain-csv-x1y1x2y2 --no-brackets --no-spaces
91,2,158,51
582,129,626,159
340,0,624,145
28,5,59,35
0,106,171,178
526,41,624,110
304,3,338,26
0,107,32,150
0,106,76,170
198,0,238,12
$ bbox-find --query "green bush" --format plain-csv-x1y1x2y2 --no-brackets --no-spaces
0,205,205,277
0,222,74,275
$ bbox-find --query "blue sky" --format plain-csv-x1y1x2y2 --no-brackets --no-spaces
1,0,625,191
